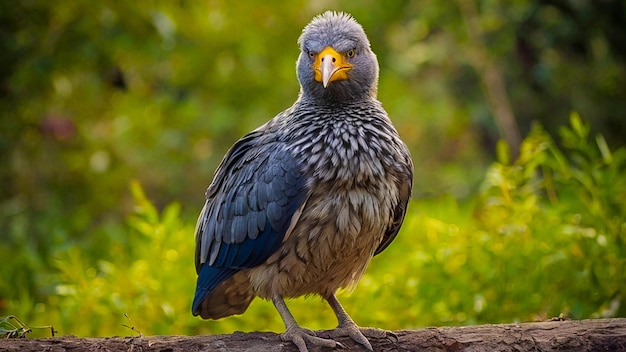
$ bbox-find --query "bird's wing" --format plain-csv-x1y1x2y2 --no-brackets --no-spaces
194,128,308,272
374,157,413,256
192,127,308,315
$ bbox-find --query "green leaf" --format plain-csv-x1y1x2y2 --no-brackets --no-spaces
596,134,613,165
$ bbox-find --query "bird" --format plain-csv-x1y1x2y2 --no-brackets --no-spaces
192,11,413,352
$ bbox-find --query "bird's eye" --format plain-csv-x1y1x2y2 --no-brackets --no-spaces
346,49,356,58
308,50,316,59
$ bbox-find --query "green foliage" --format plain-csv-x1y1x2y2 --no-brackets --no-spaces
44,181,199,336
472,113,625,320
0,315,55,338
1,315,33,338
382,113,625,326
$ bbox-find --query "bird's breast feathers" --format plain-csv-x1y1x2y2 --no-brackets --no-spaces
243,105,411,298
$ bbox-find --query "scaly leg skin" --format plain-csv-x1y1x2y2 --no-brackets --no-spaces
324,293,394,351
272,294,345,352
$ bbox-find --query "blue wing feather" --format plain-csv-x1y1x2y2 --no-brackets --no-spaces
192,130,307,316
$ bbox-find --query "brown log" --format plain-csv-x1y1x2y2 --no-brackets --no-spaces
1,318,625,351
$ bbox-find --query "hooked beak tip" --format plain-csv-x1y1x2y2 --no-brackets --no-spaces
320,55,336,88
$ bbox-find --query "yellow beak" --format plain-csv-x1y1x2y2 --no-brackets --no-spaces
313,47,353,88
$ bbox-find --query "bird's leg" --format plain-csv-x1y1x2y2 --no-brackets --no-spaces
324,293,390,351
272,294,343,352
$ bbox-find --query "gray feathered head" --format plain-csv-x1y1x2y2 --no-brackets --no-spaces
296,11,379,103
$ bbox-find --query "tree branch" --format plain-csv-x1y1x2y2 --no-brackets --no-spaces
1,318,624,351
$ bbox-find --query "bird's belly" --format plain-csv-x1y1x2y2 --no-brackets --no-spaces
248,187,390,299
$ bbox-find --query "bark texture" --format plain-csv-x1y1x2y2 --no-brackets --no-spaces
1,318,624,351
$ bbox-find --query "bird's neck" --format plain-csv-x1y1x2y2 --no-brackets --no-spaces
296,93,378,110
298,82,378,106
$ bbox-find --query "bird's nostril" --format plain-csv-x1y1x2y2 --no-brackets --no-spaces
332,58,336,63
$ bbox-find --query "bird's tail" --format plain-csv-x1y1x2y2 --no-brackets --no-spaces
192,266,255,319
192,264,238,316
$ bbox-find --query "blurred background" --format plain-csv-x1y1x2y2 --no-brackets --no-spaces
1,0,625,337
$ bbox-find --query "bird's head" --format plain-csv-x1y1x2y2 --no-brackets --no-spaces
296,11,379,103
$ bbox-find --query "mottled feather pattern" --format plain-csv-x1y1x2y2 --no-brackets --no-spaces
198,97,413,301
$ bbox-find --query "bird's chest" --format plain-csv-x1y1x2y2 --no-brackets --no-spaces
293,119,390,186
248,116,400,298
250,176,396,298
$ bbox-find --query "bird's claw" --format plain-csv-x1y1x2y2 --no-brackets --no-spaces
360,327,400,349
325,323,376,351
316,325,396,351
360,326,398,342
280,326,343,352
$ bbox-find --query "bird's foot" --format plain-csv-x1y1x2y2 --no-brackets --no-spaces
358,326,398,342
315,323,389,351
317,325,398,351
280,326,345,352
